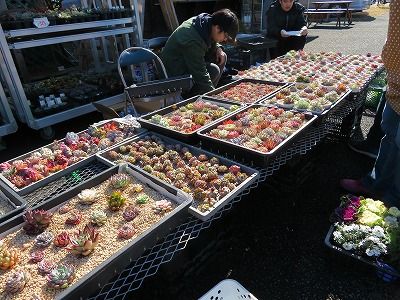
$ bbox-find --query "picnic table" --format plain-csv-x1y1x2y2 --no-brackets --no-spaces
305,0,354,27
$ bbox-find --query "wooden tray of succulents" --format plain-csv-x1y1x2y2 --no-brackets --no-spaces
138,95,241,144
0,119,142,196
97,132,259,221
0,163,192,300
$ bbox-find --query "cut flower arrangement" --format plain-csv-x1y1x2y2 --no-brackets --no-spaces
0,172,176,299
329,195,400,274
148,100,239,133
0,120,138,189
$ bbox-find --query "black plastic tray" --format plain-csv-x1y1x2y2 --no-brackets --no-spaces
197,104,318,167
97,132,259,221
0,179,26,225
0,164,191,300
204,78,292,105
138,96,241,144
325,225,400,277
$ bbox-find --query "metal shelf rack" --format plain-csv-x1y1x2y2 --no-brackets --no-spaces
0,59,18,137
0,0,144,136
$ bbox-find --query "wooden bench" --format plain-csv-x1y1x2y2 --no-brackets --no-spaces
304,8,354,27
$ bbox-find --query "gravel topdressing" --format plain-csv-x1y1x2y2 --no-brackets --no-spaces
0,173,176,300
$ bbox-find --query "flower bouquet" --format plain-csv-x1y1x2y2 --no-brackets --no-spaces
327,195,400,281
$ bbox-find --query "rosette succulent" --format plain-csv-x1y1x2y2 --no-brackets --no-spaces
37,259,56,275
54,232,70,248
108,191,126,211
47,264,75,289
5,270,30,294
35,231,54,248
23,210,53,235
90,210,107,226
77,189,98,205
118,224,136,239
0,248,19,270
110,173,131,189
122,205,140,221
65,210,82,225
30,250,44,263
152,200,173,214
136,195,149,205
68,225,99,256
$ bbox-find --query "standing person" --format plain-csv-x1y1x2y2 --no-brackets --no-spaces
161,9,239,95
266,0,308,58
340,0,400,206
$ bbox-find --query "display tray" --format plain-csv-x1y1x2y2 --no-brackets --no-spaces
197,104,318,167
260,85,352,119
0,120,141,195
204,79,291,105
0,179,26,225
138,96,241,144
0,164,192,300
324,225,400,277
97,132,259,221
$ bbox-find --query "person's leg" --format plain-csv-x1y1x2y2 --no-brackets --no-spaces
363,102,400,194
285,36,307,51
206,52,227,88
366,92,386,143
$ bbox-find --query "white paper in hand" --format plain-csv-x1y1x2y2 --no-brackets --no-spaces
286,31,302,37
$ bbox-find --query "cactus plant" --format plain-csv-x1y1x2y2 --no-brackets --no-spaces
29,250,44,263
110,173,130,189
117,224,136,239
54,232,70,248
23,210,53,235
122,205,140,221
5,270,30,294
90,210,107,226
46,264,75,289
107,191,126,211
0,248,19,270
37,259,56,275
65,210,82,225
77,189,98,205
68,224,99,256
35,231,54,248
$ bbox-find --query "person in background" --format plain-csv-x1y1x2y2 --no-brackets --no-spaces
266,0,308,58
341,0,400,206
161,9,239,95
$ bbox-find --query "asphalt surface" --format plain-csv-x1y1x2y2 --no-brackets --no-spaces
0,7,396,300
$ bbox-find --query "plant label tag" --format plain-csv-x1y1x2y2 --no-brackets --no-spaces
39,100,46,108
55,97,63,105
47,100,56,108
33,17,50,29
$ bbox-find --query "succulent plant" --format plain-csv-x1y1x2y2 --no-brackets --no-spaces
5,270,30,294
46,264,75,289
54,232,70,248
110,173,131,189
153,200,173,214
136,195,149,205
30,250,44,263
23,210,53,235
0,249,19,270
65,210,82,225
37,259,56,275
108,191,126,211
132,184,143,193
90,210,107,226
35,231,54,248
68,224,99,256
77,189,98,205
117,224,136,239
58,204,73,215
122,205,140,221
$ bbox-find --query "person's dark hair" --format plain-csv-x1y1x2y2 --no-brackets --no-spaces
211,9,239,42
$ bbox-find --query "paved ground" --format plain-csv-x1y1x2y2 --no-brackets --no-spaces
306,7,389,55
0,6,395,299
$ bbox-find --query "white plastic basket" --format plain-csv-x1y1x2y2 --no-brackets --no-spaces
199,279,258,300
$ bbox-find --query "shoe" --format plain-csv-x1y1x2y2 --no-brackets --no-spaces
348,140,378,159
340,179,382,199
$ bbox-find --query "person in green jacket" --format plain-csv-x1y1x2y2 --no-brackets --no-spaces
161,9,239,95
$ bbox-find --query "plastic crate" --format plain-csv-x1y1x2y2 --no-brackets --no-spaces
199,279,258,300
225,47,267,70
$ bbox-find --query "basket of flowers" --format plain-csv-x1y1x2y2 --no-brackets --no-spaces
325,195,400,282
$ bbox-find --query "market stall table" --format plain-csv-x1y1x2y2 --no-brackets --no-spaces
311,1,353,25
